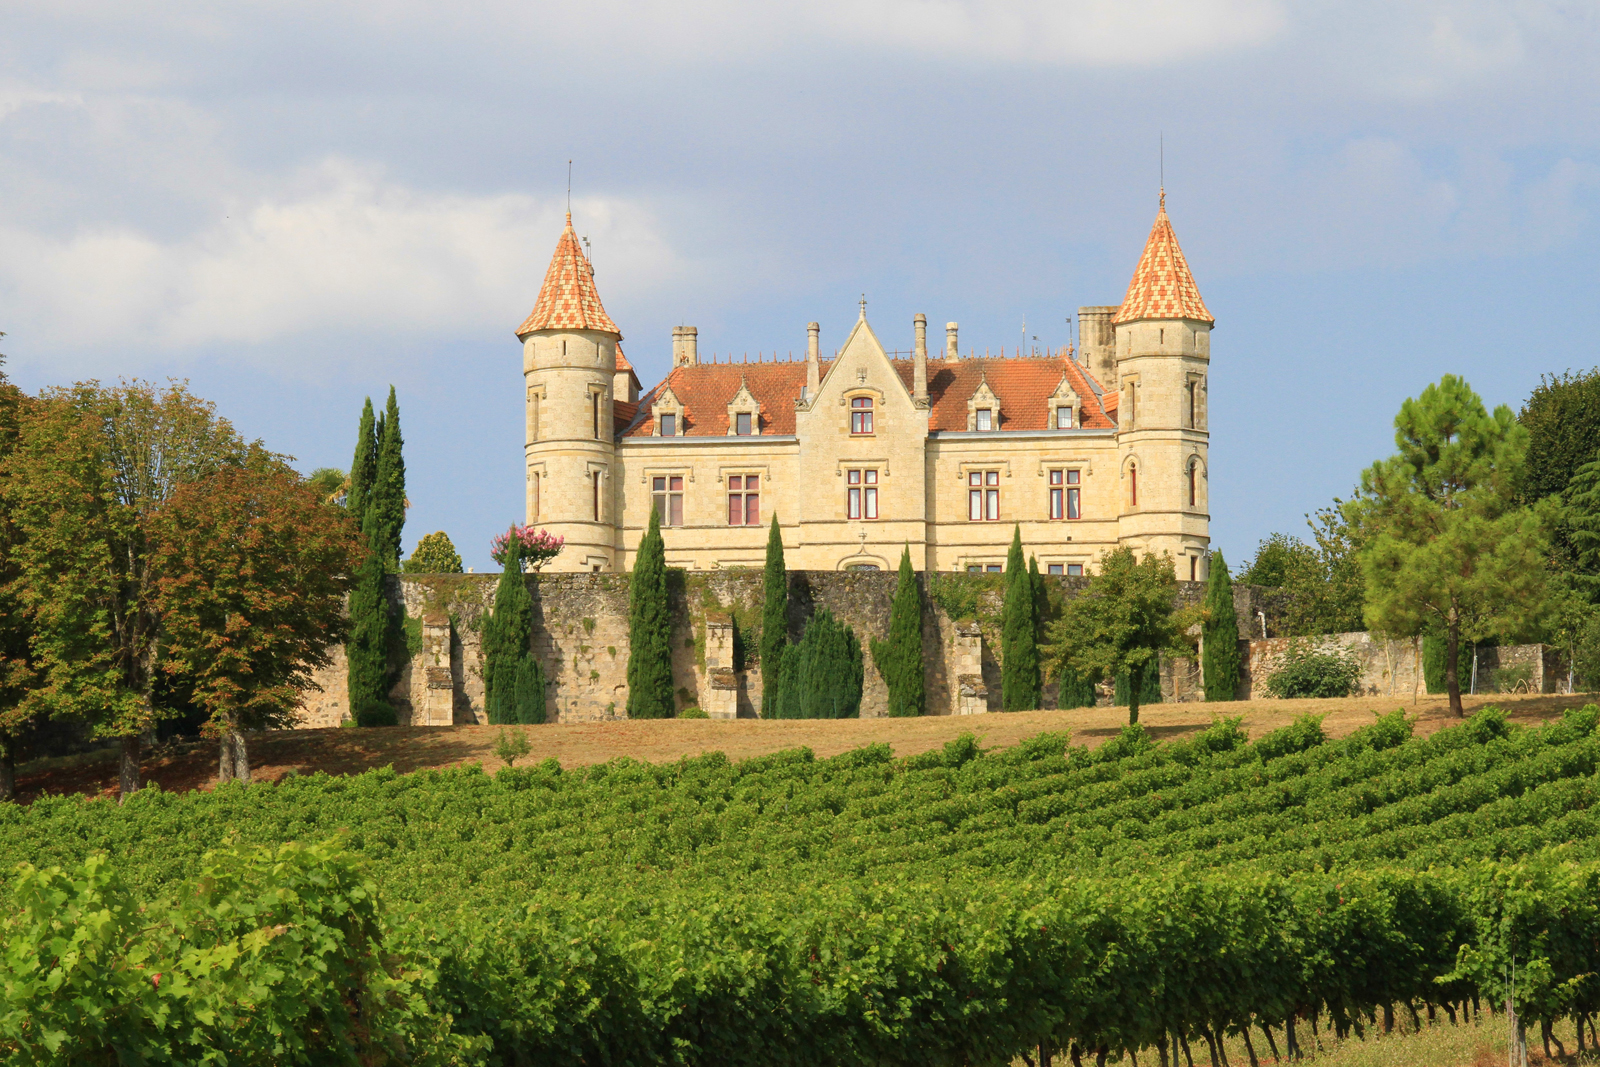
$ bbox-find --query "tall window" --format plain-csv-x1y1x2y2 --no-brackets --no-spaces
735,412,753,436
592,470,601,521
847,469,878,519
1188,462,1197,506
530,471,540,522
968,470,1000,521
975,408,993,432
727,474,760,525
851,396,873,434
1055,405,1073,429
1129,464,1138,507
1190,556,1198,581
1049,469,1080,520
1187,381,1197,428
660,413,677,437
592,391,601,439
652,476,683,527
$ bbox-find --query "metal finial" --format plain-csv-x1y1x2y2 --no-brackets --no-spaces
859,294,867,319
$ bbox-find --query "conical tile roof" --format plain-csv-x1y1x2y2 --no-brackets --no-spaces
515,213,621,338
1113,194,1213,325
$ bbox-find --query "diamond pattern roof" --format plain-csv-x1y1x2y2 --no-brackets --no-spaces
515,213,621,338
1113,196,1213,326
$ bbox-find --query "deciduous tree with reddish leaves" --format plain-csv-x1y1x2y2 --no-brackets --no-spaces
152,454,364,782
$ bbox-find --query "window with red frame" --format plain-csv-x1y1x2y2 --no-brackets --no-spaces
967,470,1000,520
652,476,683,526
850,396,873,434
727,474,760,525
847,469,878,519
1048,469,1081,520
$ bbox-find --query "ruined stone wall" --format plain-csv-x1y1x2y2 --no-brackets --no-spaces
1238,633,1566,700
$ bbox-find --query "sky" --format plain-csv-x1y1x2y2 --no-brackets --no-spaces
2,0,1597,571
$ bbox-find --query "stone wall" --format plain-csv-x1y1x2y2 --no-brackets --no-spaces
1238,632,1568,700
294,570,1216,726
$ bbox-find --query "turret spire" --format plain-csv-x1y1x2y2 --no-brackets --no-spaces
1112,196,1212,326
515,214,621,339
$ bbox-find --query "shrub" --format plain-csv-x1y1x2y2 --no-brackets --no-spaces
351,697,397,727
490,524,564,571
1262,641,1362,699
493,728,532,767
404,531,463,574
678,707,709,719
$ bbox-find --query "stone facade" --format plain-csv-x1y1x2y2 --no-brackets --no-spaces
1238,633,1570,701
518,199,1214,582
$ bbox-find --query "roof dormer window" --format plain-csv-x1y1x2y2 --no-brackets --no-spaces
735,412,752,435
1056,406,1073,430
660,413,677,437
975,408,993,432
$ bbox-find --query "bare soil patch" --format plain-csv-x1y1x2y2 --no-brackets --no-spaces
15,691,1589,803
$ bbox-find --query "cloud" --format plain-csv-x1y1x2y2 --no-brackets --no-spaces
0,160,685,369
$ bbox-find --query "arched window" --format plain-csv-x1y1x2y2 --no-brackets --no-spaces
851,396,873,434
1129,463,1138,507
1188,461,1197,507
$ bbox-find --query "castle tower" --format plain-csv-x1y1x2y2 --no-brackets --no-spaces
1111,192,1213,581
518,213,622,572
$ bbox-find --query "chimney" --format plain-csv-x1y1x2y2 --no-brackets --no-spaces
913,314,928,402
1077,306,1116,383
805,321,820,398
945,322,960,361
672,325,698,367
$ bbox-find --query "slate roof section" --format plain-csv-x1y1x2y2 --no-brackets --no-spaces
1112,195,1213,326
515,213,622,339
615,344,642,393
619,355,1114,437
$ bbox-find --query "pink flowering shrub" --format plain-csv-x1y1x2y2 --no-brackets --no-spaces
490,525,564,570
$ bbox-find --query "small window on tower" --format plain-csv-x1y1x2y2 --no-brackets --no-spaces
660,413,677,437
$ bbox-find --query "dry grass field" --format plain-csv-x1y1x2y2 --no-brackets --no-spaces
15,690,1591,803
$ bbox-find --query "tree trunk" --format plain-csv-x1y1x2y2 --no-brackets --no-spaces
1259,1022,1280,1062
1071,1044,1083,1067
231,725,250,783
1241,1025,1259,1067
218,731,235,782
1179,1031,1195,1067
1129,663,1141,725
1445,607,1464,716
1382,1002,1394,1034
1285,1017,1298,1061
1214,1028,1230,1067
118,734,142,800
1156,1034,1169,1067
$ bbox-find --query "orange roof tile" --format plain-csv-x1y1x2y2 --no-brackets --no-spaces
620,354,1115,437
515,213,621,338
1113,194,1212,326
895,357,1117,431
614,344,642,392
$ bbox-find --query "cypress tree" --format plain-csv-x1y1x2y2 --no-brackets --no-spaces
1202,550,1242,701
345,510,392,724
1029,555,1047,700
627,508,674,718
871,546,925,717
347,397,377,521
371,386,406,570
483,532,534,719
1057,669,1099,709
1114,662,1163,707
1000,526,1039,711
793,610,862,719
514,654,546,725
759,514,788,718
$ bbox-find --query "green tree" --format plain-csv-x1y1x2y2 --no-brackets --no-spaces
405,531,463,574
371,387,406,571
1344,374,1547,716
788,609,863,719
306,467,347,506
345,511,393,726
513,654,546,725
1044,546,1179,725
626,509,674,719
2,381,248,796
1519,368,1600,506
0,357,34,799
1056,669,1098,709
759,515,788,717
871,546,924,717
152,453,365,780
1000,527,1040,711
346,398,377,523
1202,550,1242,701
1240,532,1317,589
482,532,533,724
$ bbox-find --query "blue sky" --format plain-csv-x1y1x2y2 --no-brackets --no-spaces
2,1,1596,571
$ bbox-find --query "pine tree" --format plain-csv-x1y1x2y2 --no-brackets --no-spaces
483,532,533,719
347,398,377,523
1202,550,1242,702
1000,526,1039,711
371,387,406,571
627,509,674,719
345,510,393,725
514,654,546,725
759,514,788,718
871,546,924,717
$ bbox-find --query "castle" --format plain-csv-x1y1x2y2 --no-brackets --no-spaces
519,194,1212,578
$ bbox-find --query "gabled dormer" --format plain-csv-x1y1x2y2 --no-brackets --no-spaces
1045,376,1081,430
651,384,685,437
725,377,761,436
966,375,1001,432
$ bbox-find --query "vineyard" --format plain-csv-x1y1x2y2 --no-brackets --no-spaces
3,705,1600,1065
